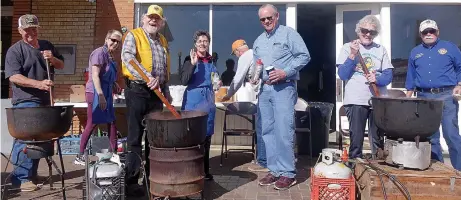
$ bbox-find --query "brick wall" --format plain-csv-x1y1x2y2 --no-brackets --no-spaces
95,0,134,88
11,0,134,135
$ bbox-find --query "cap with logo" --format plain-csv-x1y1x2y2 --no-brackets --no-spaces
147,5,164,18
419,19,438,32
231,39,247,55
18,14,40,29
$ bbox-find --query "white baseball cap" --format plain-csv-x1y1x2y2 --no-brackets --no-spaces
419,19,438,32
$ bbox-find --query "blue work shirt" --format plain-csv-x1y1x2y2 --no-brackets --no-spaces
405,39,461,90
253,25,311,82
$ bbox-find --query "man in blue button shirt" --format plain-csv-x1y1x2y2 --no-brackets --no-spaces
253,4,310,190
405,19,461,171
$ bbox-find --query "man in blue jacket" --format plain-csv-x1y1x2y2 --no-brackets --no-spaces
405,19,461,171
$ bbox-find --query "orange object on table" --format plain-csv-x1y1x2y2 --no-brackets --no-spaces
128,59,181,119
215,87,232,102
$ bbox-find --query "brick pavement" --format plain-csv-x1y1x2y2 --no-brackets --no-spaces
1,148,314,200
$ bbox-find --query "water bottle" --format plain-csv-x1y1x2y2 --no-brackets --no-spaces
251,59,264,83
211,72,221,91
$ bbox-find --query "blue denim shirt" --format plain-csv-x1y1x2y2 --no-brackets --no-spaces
253,25,311,82
405,39,461,90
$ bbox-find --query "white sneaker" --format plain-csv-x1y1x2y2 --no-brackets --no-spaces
73,154,85,166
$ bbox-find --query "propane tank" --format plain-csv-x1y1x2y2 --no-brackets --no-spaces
313,148,352,179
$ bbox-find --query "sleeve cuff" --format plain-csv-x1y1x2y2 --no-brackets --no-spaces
283,68,296,78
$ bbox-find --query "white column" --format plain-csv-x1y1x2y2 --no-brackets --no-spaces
209,4,213,54
286,4,297,30
380,3,392,88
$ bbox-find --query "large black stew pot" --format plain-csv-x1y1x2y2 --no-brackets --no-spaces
370,96,444,141
6,105,74,141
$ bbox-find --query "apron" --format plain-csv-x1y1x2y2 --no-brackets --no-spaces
92,59,117,124
181,61,217,137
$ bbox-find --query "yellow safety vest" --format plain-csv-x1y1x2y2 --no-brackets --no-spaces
121,28,170,81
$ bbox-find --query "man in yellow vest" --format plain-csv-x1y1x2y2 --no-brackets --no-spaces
121,4,171,196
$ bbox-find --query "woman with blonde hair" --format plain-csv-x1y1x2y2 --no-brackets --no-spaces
74,29,123,165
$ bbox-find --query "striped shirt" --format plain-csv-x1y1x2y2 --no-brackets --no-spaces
121,28,167,84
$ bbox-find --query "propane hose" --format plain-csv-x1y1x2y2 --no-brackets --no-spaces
351,158,412,200
376,169,388,200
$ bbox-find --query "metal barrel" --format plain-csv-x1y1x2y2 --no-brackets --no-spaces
145,111,208,148
148,145,205,198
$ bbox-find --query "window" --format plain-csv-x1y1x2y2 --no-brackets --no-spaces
212,5,286,75
54,44,77,75
390,4,461,88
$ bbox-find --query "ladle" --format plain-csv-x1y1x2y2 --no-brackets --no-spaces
128,59,181,119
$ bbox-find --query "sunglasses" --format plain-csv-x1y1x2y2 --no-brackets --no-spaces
109,38,120,43
259,16,273,22
360,28,378,36
421,28,437,35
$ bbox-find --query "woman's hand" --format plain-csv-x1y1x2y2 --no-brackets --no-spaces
349,39,360,59
190,49,198,66
366,70,377,83
98,93,107,110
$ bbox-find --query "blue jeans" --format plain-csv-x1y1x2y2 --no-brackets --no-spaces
10,101,42,186
418,89,461,171
255,110,267,167
258,81,297,178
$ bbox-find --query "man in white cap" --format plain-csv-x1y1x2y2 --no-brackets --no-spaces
405,19,461,171
5,14,64,192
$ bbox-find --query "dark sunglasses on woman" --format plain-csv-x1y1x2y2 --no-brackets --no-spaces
360,28,378,36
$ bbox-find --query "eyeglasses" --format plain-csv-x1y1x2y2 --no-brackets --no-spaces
196,40,209,44
421,28,437,35
360,28,378,36
259,16,273,22
109,38,120,43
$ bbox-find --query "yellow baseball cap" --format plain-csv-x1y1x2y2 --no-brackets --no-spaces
231,39,247,55
147,5,164,18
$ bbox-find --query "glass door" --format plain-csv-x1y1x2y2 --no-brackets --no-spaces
334,4,380,133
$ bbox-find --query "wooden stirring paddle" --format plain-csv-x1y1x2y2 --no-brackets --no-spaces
128,59,181,119
357,50,380,97
45,59,54,106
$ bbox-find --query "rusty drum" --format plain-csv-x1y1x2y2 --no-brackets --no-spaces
148,145,205,198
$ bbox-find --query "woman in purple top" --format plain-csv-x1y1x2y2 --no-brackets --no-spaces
74,30,123,165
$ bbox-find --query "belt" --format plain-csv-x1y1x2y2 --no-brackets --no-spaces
125,78,165,90
264,79,295,85
415,86,455,94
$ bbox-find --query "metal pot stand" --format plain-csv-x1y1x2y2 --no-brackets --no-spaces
1,138,67,200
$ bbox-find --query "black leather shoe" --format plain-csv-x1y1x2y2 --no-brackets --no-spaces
126,184,145,197
205,174,214,181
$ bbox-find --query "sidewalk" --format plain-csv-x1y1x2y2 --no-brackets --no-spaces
1,148,313,200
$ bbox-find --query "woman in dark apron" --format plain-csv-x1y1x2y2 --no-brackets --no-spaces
180,30,221,180
74,30,123,165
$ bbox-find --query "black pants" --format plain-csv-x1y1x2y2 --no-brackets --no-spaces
124,80,163,185
204,135,212,175
345,105,383,159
